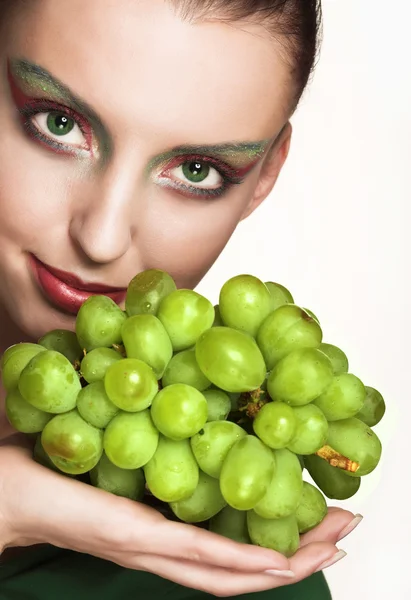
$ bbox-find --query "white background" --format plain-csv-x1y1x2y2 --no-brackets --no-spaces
197,1,410,598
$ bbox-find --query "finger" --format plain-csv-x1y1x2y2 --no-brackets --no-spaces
289,541,344,579
130,542,339,597
299,508,354,546
146,518,291,574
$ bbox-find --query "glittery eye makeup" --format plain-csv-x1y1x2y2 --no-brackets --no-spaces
7,57,111,160
6,56,271,200
148,142,269,200
17,98,92,157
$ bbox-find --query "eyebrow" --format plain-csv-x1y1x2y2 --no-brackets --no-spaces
10,58,105,128
166,142,269,155
10,57,271,167
145,140,271,177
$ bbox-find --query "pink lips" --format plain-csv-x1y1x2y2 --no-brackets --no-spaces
29,254,127,315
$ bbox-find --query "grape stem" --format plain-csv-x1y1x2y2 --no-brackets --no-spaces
316,445,360,473
237,388,268,419
112,344,127,357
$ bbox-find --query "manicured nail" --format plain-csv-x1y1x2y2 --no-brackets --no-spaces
337,514,363,541
316,549,347,572
264,569,295,578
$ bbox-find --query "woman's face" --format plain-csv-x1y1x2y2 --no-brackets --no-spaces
0,0,292,338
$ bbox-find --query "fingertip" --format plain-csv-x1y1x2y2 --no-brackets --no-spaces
290,541,338,577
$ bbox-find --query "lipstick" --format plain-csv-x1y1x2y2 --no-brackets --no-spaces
29,254,126,315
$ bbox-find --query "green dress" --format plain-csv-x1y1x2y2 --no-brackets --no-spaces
0,545,332,600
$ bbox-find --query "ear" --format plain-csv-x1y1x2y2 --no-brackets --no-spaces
240,122,292,220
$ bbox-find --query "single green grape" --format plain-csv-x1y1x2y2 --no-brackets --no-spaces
80,347,122,383
213,305,224,327
33,435,70,475
304,454,361,500
219,435,275,510
76,295,126,351
325,418,382,477
103,410,159,469
264,282,294,312
355,386,386,427
190,421,246,478
104,358,158,412
6,388,52,433
162,349,211,391
297,454,305,471
257,305,323,370
287,404,328,455
314,373,366,421
169,471,227,523
41,410,103,474
203,389,231,422
157,289,214,351
209,506,251,543
38,329,82,364
125,269,177,317
144,436,199,502
254,449,303,519
229,392,241,412
247,512,300,557
18,350,81,413
0,343,46,391
218,274,272,337
267,348,334,406
121,314,173,379
90,452,145,500
151,383,208,440
295,482,327,534
77,381,119,428
253,402,297,449
195,327,266,393
318,343,349,375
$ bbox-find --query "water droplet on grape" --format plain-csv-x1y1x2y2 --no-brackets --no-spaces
145,302,151,310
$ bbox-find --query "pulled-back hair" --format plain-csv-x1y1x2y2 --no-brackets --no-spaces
171,0,322,110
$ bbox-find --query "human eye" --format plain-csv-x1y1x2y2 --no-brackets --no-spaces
19,100,92,156
155,155,244,199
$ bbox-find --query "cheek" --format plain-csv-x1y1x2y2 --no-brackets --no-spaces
139,193,247,288
0,126,73,246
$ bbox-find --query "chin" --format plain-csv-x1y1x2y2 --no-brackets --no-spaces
5,293,77,341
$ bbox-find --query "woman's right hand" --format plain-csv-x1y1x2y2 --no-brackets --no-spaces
0,435,353,597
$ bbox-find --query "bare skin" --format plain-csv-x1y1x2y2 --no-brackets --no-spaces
0,1,358,595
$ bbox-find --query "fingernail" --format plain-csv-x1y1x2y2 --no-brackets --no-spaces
337,514,363,541
315,549,347,572
264,569,295,578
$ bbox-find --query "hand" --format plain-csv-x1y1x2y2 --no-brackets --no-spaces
0,436,356,597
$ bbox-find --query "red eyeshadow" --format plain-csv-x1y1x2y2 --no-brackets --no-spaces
7,62,93,157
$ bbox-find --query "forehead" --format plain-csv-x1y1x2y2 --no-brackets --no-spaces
4,0,291,144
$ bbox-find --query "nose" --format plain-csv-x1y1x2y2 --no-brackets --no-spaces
69,157,140,264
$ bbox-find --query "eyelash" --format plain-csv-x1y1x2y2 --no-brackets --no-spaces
19,99,92,157
157,155,244,199
18,101,245,199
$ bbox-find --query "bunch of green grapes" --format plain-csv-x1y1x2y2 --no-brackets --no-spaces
0,269,385,557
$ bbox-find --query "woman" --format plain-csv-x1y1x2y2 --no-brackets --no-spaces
0,0,362,598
